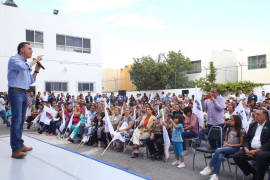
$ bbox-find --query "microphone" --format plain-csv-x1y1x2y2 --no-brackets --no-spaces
33,58,45,70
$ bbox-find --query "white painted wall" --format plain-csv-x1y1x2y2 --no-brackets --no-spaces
187,49,238,83
236,45,270,84
0,5,102,95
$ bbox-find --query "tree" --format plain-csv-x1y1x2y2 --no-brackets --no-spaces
160,51,193,89
129,51,193,90
207,61,217,84
129,56,169,90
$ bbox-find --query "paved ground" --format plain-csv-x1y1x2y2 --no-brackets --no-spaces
0,122,251,180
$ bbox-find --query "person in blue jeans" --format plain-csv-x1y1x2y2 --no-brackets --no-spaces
170,114,186,169
8,42,42,159
200,115,244,180
0,95,10,127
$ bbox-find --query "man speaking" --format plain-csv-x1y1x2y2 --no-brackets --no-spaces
8,42,43,159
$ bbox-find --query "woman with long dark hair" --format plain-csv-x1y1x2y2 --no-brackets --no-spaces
200,115,245,180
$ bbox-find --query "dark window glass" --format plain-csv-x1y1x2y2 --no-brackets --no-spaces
78,83,94,91
73,37,82,47
35,31,43,43
187,60,202,74
56,35,91,54
83,38,90,48
45,82,68,92
248,55,266,69
90,83,94,91
66,36,74,47
26,30,34,42
56,34,65,46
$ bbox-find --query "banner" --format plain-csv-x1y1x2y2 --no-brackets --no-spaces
162,109,170,160
233,101,248,131
192,87,204,128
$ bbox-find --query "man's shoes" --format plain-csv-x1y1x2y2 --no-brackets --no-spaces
12,150,26,159
20,145,33,152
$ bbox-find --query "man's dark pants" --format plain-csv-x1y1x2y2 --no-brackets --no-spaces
233,149,270,180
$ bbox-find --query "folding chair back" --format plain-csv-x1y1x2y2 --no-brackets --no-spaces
208,126,223,147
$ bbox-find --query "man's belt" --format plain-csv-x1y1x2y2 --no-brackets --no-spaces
9,87,29,93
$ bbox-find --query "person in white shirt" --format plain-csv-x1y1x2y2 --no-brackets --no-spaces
233,108,270,180
0,95,10,127
258,91,266,103
42,92,48,102
238,90,246,103
228,92,236,102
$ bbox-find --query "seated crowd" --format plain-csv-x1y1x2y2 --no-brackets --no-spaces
1,88,270,180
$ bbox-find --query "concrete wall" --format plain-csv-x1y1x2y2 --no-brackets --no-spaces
120,65,136,91
102,68,120,92
187,49,238,83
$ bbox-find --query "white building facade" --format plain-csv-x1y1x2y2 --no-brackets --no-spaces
0,4,102,95
236,45,270,84
186,49,238,84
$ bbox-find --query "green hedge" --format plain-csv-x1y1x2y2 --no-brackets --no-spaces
193,78,263,95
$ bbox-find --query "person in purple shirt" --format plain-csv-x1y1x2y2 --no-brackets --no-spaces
202,87,225,149
7,42,42,159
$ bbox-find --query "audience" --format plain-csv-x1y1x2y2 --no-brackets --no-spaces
1,88,270,180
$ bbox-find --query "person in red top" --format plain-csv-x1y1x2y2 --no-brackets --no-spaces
72,104,82,124
64,103,73,125
182,106,199,154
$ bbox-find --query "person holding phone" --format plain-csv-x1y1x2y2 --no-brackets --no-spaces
202,87,225,149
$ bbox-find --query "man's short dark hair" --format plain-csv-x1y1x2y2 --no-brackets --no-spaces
212,87,220,94
17,42,30,54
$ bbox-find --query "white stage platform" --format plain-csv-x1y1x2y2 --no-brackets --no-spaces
0,135,150,180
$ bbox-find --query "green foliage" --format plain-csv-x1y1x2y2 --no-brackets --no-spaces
193,61,263,94
129,51,193,90
216,81,264,95
160,51,193,89
129,56,169,90
207,61,217,84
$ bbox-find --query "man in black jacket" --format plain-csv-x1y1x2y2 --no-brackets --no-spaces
233,108,270,180
85,92,93,104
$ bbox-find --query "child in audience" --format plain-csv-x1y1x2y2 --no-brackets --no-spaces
170,115,185,168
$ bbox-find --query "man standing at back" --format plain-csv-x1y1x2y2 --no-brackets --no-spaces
8,42,42,159
202,87,225,148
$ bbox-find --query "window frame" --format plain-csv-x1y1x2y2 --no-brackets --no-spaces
26,29,44,48
78,82,94,92
248,54,267,70
187,60,202,74
45,82,68,92
56,34,91,54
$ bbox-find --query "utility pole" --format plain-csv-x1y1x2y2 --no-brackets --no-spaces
239,63,243,82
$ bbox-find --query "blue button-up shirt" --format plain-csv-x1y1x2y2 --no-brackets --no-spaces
7,54,35,90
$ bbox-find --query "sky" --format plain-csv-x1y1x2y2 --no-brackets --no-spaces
11,0,270,68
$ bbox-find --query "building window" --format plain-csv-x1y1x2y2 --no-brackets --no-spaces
187,60,202,74
78,82,94,91
248,55,266,69
26,30,44,48
56,34,91,54
45,82,68,92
